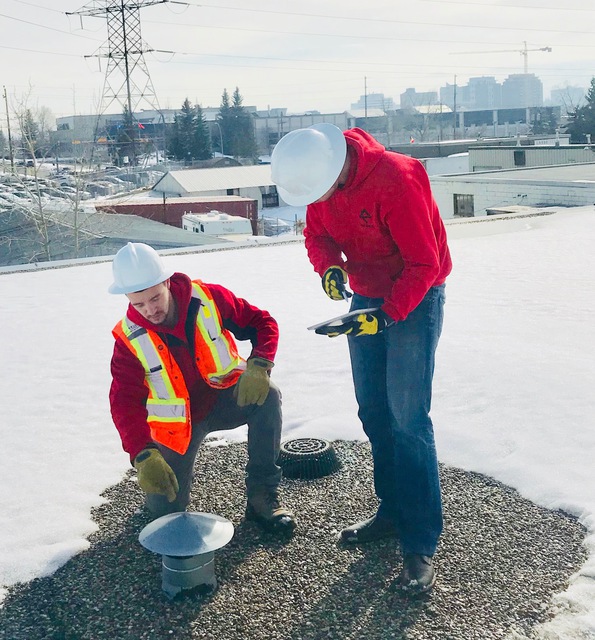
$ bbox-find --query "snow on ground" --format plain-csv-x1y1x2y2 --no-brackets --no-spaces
1,206,595,637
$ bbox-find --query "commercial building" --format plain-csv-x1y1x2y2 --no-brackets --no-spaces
429,163,595,218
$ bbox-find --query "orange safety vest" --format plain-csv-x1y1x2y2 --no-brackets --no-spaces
112,279,245,454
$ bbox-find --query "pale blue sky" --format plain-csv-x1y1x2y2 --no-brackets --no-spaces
1,0,593,119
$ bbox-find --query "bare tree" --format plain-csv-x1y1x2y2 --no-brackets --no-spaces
553,85,586,117
11,92,53,260
1,89,101,263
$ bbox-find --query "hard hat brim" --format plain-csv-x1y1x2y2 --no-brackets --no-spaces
275,123,347,207
108,268,174,295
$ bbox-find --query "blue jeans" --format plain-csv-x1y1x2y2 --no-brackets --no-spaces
348,285,445,556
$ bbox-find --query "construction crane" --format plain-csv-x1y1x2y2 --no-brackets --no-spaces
451,41,552,74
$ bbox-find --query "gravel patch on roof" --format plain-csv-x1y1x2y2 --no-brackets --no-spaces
0,441,586,640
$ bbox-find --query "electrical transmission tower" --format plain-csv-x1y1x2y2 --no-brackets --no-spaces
67,0,169,166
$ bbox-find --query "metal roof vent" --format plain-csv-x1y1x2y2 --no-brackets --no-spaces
139,511,234,599
278,438,342,479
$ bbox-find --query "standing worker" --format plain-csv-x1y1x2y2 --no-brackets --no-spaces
108,242,296,534
271,124,451,591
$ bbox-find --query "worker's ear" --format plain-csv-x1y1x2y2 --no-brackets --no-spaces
165,278,171,289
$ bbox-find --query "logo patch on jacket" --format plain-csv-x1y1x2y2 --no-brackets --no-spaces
359,209,373,227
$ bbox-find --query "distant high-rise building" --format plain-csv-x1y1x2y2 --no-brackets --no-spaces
440,77,501,111
351,92,395,111
501,74,543,108
466,77,502,110
400,88,439,109
549,86,587,114
439,83,456,110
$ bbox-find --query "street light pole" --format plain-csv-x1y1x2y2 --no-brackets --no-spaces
213,121,224,156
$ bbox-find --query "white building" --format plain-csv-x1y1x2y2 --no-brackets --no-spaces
430,163,595,218
469,145,595,172
152,165,277,210
351,93,396,111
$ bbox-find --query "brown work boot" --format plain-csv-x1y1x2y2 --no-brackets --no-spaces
245,491,297,534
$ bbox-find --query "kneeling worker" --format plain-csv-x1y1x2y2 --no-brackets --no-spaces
108,242,296,534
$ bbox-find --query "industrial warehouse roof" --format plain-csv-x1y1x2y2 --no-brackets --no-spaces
152,165,273,195
0,205,227,266
101,194,253,206
346,108,387,118
412,105,453,114
432,162,595,183
51,209,228,247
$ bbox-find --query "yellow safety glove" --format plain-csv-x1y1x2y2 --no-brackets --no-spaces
315,309,394,338
133,448,179,502
322,266,352,301
234,357,273,407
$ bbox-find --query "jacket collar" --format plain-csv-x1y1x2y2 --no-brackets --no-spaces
126,272,192,341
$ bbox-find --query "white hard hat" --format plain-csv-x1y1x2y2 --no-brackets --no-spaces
108,242,174,294
271,123,347,206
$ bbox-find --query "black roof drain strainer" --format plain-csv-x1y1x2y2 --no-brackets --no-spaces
278,438,342,479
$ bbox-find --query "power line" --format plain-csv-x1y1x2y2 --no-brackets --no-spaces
5,0,71,14
182,1,595,21
176,1,595,31
153,56,591,78
418,0,595,12
143,17,595,40
0,44,85,58
0,11,101,39
1,5,591,59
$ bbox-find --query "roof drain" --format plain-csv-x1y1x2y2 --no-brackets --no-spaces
278,438,342,479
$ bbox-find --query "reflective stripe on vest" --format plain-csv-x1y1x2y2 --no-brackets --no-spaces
112,280,245,454
114,318,191,454
190,281,245,387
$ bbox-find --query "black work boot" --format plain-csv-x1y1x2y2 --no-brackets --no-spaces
245,491,297,535
339,513,398,544
396,554,436,594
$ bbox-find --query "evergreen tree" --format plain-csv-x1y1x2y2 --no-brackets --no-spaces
168,98,212,162
113,106,137,166
566,78,595,143
216,89,233,156
230,87,257,161
217,87,257,161
169,98,195,162
531,107,559,135
193,104,212,160
19,109,40,160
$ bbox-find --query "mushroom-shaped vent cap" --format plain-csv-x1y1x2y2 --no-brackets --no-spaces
139,512,234,557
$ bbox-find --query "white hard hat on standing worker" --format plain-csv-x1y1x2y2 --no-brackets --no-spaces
270,123,347,207
108,242,174,294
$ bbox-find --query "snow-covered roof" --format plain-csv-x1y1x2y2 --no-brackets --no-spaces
431,161,595,183
346,108,387,118
411,104,453,114
153,165,273,195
